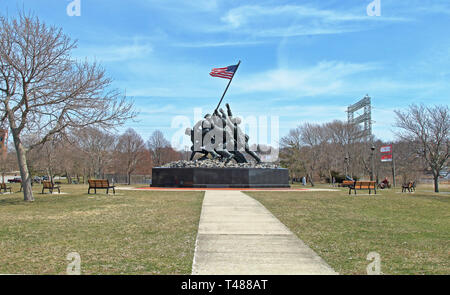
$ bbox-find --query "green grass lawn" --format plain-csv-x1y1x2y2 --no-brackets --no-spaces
1,182,448,275
247,187,450,275
0,184,203,274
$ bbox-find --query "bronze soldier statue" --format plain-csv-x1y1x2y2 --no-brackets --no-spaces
187,103,261,164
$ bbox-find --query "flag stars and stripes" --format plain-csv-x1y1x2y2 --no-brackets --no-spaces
210,64,238,79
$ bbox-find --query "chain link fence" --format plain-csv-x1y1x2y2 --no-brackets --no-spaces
104,174,151,185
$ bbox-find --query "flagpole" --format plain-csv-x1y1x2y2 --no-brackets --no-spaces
214,60,241,113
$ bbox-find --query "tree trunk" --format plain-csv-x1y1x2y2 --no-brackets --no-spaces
127,172,131,185
46,167,52,182
308,173,315,187
433,174,439,193
11,131,34,201
66,170,72,184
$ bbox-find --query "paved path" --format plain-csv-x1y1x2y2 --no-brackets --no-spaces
192,190,337,275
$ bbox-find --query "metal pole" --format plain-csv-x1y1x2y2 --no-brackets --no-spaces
214,60,241,113
344,156,348,177
370,145,375,181
392,144,396,188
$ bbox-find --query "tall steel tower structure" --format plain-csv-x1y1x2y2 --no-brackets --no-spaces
347,94,372,140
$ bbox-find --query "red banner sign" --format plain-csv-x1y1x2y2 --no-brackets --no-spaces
381,154,392,162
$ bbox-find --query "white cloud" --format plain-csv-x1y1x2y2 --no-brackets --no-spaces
173,40,266,48
217,4,409,37
235,61,379,96
74,43,153,62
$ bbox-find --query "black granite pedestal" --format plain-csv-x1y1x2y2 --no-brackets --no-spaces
151,167,289,188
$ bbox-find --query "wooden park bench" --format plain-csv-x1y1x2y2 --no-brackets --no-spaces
42,181,60,194
402,181,416,193
349,181,377,195
88,179,115,194
0,183,12,193
341,180,354,187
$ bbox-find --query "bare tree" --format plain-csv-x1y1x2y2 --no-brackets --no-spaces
30,135,60,182
395,104,449,192
0,13,135,201
116,128,145,185
280,127,305,183
75,127,115,180
147,130,171,167
281,120,384,184
392,140,423,185
0,148,17,183
298,123,324,186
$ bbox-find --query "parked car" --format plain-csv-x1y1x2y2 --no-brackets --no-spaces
33,176,43,183
8,177,22,183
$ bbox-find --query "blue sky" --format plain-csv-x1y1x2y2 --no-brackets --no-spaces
1,0,449,148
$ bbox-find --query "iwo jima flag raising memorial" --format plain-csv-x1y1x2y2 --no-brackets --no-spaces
151,61,289,188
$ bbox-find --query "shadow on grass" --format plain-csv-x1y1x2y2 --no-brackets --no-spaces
406,192,450,203
0,197,24,205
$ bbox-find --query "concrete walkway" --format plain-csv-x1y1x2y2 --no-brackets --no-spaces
192,190,337,275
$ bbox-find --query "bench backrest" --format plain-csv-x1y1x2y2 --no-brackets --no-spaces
88,179,110,188
42,181,54,188
355,181,376,189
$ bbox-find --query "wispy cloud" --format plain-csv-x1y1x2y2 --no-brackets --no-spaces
73,43,153,62
173,40,266,48
235,61,379,96
215,4,409,37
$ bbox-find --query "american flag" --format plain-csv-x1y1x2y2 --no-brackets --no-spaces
210,64,238,79
380,145,392,153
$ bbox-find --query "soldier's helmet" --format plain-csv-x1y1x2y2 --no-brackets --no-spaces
232,117,242,125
